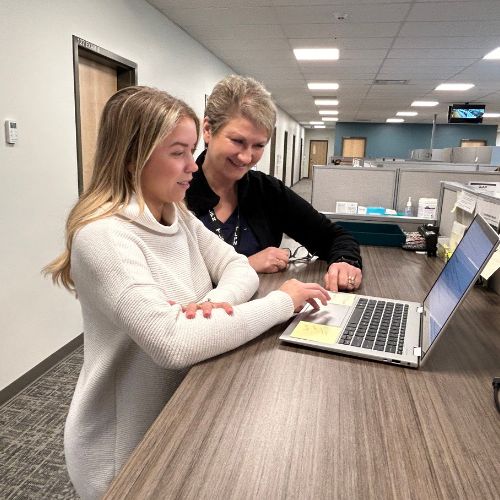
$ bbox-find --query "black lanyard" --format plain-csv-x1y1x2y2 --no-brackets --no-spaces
208,208,240,249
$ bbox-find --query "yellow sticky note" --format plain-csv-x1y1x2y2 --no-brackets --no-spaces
290,321,341,345
328,292,356,306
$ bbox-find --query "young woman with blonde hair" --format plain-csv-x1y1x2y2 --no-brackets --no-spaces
186,75,363,292
44,86,329,499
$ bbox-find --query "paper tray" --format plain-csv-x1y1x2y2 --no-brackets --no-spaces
336,221,406,247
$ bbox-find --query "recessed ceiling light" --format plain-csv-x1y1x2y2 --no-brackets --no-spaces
322,117,339,122
309,121,324,125
294,48,339,61
386,118,404,123
411,101,439,107
483,47,500,60
435,83,474,91
308,82,339,90
396,111,418,117
313,125,326,128
319,110,339,115
483,113,500,118
314,98,339,106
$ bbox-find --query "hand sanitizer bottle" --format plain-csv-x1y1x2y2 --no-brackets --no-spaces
404,196,413,216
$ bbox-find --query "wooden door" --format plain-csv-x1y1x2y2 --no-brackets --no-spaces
342,137,366,157
460,139,486,147
308,140,328,177
73,36,137,194
79,57,117,192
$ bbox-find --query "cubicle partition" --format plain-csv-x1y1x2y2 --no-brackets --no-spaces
312,166,397,212
312,165,500,215
395,169,500,212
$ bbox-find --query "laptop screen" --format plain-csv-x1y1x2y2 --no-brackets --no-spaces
421,215,499,357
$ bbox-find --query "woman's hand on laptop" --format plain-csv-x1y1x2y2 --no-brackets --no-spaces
279,279,330,312
324,262,363,292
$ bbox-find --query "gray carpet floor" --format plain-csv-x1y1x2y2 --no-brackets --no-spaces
0,178,311,499
0,346,83,499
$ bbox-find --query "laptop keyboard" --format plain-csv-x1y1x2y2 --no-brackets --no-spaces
339,298,408,354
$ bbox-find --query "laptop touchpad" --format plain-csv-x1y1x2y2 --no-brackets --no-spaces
303,303,350,328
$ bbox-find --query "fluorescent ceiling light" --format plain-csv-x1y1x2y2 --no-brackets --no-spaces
411,101,439,107
309,121,323,125
294,48,339,61
322,117,338,122
308,82,339,90
483,113,500,118
435,83,474,91
483,47,500,60
313,125,326,128
396,111,418,117
314,99,339,106
386,118,404,123
319,110,339,115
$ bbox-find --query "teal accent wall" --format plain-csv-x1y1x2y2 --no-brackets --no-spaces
334,122,498,158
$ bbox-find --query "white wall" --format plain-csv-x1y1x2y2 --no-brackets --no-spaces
303,128,336,176
0,0,302,392
271,109,305,186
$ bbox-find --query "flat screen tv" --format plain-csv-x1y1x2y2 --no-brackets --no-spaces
448,104,485,124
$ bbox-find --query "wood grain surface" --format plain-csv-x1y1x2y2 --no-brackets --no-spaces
105,247,500,500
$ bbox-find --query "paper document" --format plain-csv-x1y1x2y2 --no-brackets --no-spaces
476,199,500,229
481,249,500,280
454,191,478,214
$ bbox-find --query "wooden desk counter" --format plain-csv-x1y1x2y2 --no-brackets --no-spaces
105,247,500,500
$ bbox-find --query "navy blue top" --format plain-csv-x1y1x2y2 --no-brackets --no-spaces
199,209,261,257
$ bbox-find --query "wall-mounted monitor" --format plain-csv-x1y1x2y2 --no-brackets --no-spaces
448,104,485,124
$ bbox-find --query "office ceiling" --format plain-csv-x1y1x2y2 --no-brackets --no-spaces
147,0,500,127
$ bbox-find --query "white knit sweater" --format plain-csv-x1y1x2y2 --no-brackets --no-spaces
65,197,294,499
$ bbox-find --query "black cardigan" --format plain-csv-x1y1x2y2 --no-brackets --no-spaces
186,151,362,268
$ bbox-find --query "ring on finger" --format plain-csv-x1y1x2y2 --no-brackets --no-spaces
347,275,355,284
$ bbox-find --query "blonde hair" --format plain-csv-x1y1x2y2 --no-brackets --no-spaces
44,86,199,291
205,75,276,139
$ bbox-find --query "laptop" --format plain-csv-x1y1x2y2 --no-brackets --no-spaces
280,214,499,368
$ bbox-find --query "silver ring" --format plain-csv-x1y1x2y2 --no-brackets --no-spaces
347,276,355,284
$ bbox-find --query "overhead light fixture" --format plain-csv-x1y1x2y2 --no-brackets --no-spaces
294,48,339,61
435,83,474,91
483,47,500,60
319,110,339,115
411,101,439,107
322,117,338,122
314,98,339,106
396,111,418,117
308,82,339,90
386,118,404,123
483,113,500,118
309,121,323,125
313,125,326,128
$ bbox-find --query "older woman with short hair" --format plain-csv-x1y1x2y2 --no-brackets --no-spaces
186,75,363,292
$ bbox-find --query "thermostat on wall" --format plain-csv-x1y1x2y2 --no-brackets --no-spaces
5,120,18,144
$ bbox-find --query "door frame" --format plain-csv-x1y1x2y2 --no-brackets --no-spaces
341,136,366,157
72,36,137,194
291,134,296,186
282,131,288,184
308,139,328,177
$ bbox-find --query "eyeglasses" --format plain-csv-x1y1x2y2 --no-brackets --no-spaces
284,246,315,264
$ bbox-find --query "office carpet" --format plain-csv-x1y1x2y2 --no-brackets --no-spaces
0,178,311,500
0,346,82,499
